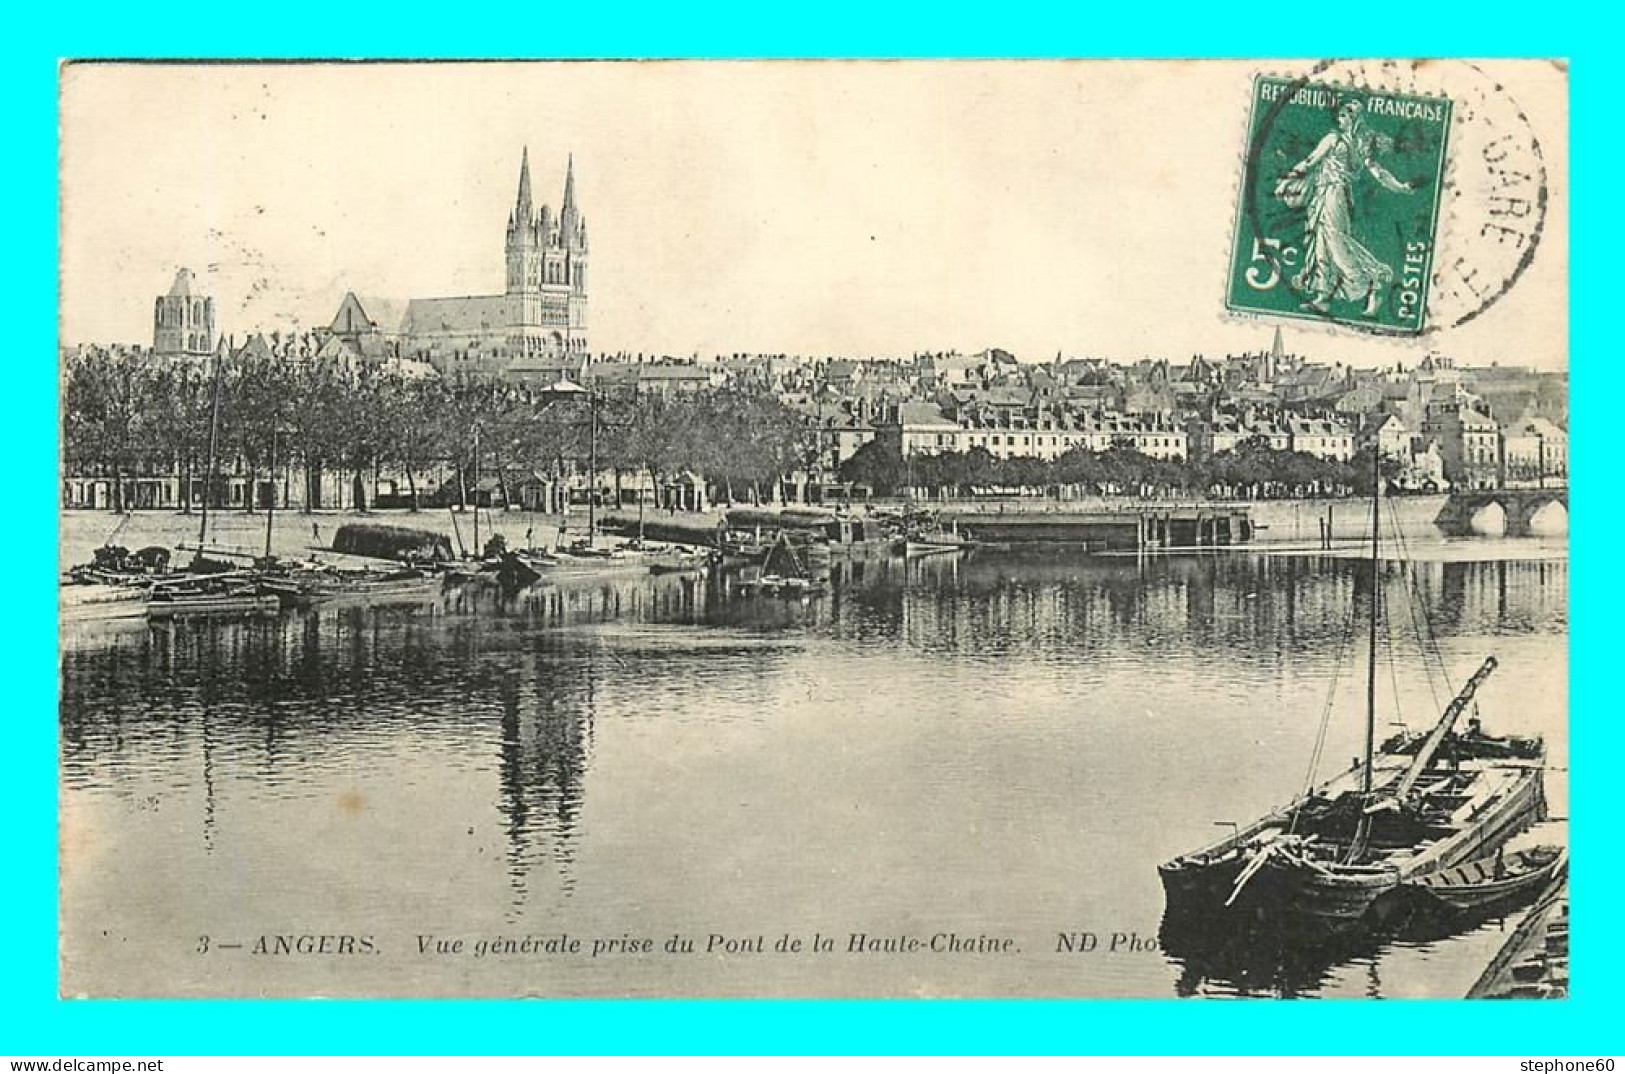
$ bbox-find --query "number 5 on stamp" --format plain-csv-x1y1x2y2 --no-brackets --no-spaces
1226,75,1452,336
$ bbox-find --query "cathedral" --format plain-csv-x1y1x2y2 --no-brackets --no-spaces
400,149,589,371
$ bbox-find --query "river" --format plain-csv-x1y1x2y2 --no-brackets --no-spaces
59,539,1569,998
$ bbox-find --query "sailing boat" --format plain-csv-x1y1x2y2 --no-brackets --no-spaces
738,531,827,597
1158,459,1548,926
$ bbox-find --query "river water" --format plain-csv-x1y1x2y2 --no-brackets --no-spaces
59,540,1568,998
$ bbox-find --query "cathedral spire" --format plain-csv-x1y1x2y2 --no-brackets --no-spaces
1266,325,1284,383
515,146,534,222
559,153,581,249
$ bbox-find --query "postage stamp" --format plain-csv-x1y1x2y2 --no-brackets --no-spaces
1226,75,1452,335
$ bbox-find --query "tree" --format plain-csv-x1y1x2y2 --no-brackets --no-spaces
440,376,506,511
285,356,349,511
62,348,154,513
384,374,446,512
691,387,815,504
221,347,286,512
145,358,212,513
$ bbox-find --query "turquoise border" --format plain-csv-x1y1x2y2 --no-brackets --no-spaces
9,2,1614,1055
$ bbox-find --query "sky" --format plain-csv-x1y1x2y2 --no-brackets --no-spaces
59,60,1568,370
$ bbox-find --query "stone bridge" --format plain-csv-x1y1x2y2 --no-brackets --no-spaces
1434,487,1569,537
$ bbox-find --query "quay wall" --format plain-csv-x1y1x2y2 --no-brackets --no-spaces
896,495,1453,544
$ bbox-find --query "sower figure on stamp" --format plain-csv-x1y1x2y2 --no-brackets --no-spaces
1276,99,1420,317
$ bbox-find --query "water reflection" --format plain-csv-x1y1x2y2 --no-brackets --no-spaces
496,637,592,905
1160,908,1389,998
1159,894,1543,999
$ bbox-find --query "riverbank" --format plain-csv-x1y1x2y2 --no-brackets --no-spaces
874,494,1568,543
874,494,1453,542
59,506,578,572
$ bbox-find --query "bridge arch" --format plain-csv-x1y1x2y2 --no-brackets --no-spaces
1436,488,1569,538
1527,499,1569,536
1467,501,1506,537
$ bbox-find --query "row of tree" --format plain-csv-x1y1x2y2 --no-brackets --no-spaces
62,349,818,513
63,347,1402,515
837,437,1394,500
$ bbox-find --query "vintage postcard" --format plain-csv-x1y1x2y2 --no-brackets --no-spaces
58,59,1568,999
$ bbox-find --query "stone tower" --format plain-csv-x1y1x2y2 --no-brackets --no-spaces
503,148,588,357
558,154,589,356
153,268,216,357
505,147,544,297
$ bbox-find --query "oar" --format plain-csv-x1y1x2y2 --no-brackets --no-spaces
1225,834,1318,906
1225,843,1278,907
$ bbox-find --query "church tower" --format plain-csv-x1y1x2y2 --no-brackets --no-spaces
555,153,589,356
505,147,543,296
153,268,216,357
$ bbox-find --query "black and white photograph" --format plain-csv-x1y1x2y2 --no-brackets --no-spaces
57,59,1569,999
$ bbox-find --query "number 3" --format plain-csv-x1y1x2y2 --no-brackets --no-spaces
196,935,210,954
1244,237,1299,291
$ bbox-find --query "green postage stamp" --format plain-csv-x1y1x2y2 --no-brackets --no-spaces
1227,76,1453,335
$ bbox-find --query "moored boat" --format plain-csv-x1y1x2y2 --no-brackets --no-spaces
66,544,174,585
60,583,150,623
1405,845,1566,914
147,587,282,618
257,564,448,607
648,549,712,574
738,573,827,598
734,531,828,598
517,540,693,576
904,535,974,558
1162,679,1549,926
1467,874,1569,998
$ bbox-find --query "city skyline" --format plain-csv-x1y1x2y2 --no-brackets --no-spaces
60,61,1569,370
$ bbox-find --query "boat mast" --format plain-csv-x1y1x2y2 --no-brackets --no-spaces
1376,656,1500,809
588,384,598,549
1362,444,1381,799
264,425,277,560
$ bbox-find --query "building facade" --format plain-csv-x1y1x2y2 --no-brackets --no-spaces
1500,416,1569,486
1423,401,1501,489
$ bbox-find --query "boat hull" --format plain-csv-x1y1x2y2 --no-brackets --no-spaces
148,595,282,618
1407,847,1566,914
1157,811,1298,917
61,585,149,623
905,540,969,558
1158,855,1249,911
1269,864,1400,924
